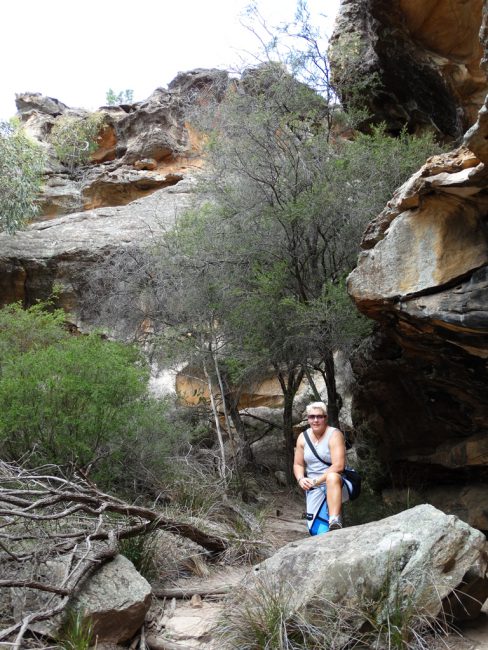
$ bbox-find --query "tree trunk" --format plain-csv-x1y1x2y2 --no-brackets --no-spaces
202,358,227,480
283,390,295,484
277,366,305,485
212,350,237,458
231,405,253,464
303,365,321,401
320,348,341,427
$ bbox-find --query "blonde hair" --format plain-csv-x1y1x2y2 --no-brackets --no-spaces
305,401,328,416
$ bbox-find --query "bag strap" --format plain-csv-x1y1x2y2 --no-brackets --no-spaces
303,430,331,468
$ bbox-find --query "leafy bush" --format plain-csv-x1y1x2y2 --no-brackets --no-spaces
0,301,178,489
0,120,45,233
0,332,145,465
0,299,67,361
49,112,106,170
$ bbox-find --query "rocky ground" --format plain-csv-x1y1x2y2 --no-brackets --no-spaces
141,490,488,650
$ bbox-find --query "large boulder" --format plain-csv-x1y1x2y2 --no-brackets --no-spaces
73,554,152,644
11,554,151,645
329,0,486,138
246,505,488,641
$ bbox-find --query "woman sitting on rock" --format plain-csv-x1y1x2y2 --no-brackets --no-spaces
293,401,350,533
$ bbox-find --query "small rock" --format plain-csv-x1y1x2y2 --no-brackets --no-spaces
274,470,287,486
134,158,158,170
190,594,203,608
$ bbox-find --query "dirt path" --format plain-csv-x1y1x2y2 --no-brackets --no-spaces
144,490,488,650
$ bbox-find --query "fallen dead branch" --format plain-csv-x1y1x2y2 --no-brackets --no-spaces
0,460,228,554
153,586,231,599
0,460,230,646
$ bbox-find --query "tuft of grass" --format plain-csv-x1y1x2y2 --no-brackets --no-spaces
218,573,363,649
359,580,447,649
218,570,454,650
57,608,94,650
119,533,158,581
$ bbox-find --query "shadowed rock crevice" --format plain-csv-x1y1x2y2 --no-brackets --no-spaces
329,0,485,138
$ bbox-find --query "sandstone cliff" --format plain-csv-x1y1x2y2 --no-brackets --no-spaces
329,0,486,138
344,1,488,530
0,70,229,323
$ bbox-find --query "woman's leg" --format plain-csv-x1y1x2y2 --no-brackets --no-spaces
325,471,342,517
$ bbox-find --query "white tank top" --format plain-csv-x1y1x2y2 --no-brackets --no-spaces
303,426,337,479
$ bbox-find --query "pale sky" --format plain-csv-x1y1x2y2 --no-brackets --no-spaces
1,0,340,121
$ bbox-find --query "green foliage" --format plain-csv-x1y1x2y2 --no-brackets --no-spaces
57,608,94,650
49,112,106,170
0,301,178,490
0,332,146,466
337,124,442,221
283,279,373,361
105,88,134,105
0,120,45,233
0,299,68,363
112,396,185,496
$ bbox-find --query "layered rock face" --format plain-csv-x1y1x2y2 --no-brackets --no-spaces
14,70,227,220
0,71,228,322
329,0,486,138
0,181,193,328
346,6,488,529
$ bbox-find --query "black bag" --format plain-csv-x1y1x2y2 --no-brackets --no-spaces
303,430,362,501
342,467,361,501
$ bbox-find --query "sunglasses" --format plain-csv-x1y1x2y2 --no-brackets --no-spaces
308,414,326,420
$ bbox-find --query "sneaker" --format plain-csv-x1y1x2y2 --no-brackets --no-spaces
329,515,343,531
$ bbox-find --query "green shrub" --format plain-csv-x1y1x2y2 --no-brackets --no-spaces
49,112,106,170
0,120,45,233
0,332,147,466
103,396,184,495
0,299,67,362
0,302,179,490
